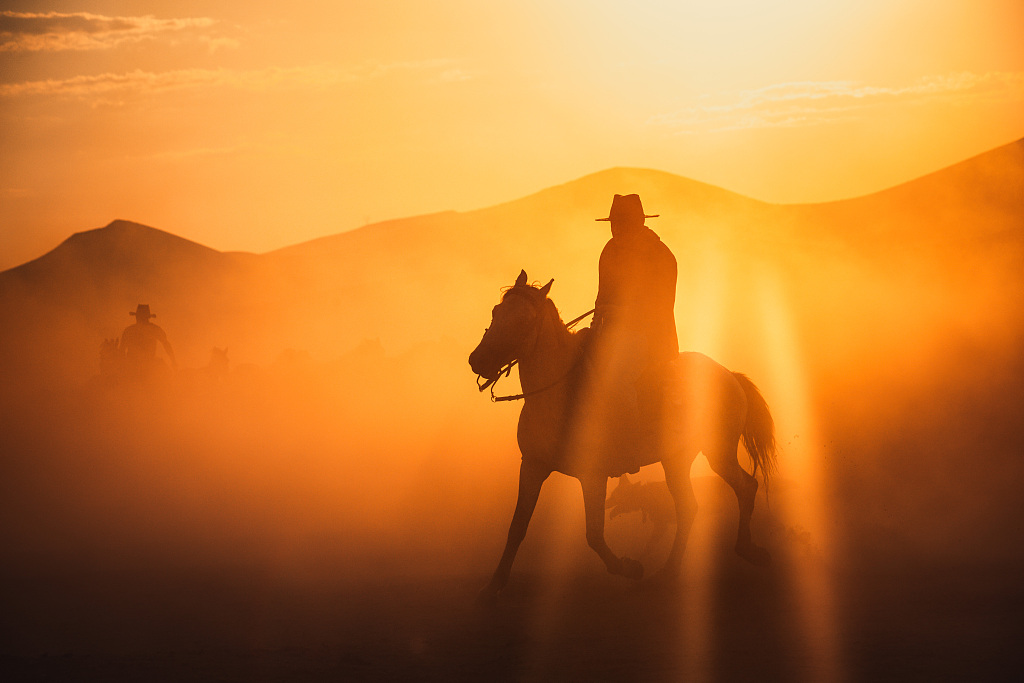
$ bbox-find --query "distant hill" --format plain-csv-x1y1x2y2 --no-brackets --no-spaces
1,138,1021,382
789,136,1024,252
0,220,263,381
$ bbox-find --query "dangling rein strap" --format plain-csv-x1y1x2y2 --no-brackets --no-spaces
476,364,512,394
477,308,595,402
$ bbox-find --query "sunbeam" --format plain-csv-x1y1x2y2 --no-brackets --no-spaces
755,266,844,682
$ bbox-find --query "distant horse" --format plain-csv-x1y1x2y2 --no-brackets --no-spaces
469,271,778,599
98,338,122,381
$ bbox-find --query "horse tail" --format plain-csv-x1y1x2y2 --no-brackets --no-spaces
732,372,778,489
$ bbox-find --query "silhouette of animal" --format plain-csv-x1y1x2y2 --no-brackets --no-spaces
90,337,126,389
470,271,777,599
606,474,676,556
98,338,122,378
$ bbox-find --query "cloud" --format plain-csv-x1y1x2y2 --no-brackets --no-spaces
650,72,1024,133
0,11,227,52
0,60,467,102
0,68,227,99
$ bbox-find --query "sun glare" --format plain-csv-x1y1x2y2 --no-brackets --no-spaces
755,265,843,681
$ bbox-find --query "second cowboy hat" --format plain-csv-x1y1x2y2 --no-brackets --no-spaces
595,194,659,222
130,304,154,320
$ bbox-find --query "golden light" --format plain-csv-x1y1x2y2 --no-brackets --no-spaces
754,264,843,681
1,1,1022,679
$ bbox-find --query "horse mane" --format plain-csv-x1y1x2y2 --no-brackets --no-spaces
501,282,588,363
501,283,572,336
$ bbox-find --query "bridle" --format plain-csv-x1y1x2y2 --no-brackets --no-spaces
475,287,594,402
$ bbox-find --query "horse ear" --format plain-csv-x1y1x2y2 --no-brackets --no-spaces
515,270,528,287
539,278,554,296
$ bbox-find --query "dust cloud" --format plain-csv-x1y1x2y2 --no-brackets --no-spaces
2,141,1023,679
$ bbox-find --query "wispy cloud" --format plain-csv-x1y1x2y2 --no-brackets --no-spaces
1,68,225,98
0,60,466,102
650,72,1024,133
0,11,234,52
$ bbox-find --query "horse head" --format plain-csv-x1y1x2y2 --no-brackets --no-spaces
469,270,553,381
98,338,122,377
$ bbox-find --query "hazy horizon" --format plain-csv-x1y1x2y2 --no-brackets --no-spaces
4,135,1022,273
2,1,1022,272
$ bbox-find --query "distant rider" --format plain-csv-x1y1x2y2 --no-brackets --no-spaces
120,304,177,378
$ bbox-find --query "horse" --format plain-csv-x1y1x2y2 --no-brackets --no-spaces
98,338,123,380
469,270,778,599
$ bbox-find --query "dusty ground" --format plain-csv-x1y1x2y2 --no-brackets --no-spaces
3,506,1021,682
2,377,1022,682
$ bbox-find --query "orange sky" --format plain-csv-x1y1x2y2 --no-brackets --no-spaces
2,0,1022,270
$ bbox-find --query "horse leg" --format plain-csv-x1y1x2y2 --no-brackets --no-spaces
705,438,771,566
480,460,550,601
653,452,698,582
581,475,644,580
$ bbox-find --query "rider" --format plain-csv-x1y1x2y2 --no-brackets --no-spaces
585,194,678,474
120,304,177,378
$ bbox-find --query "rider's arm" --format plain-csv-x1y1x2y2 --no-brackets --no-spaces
154,326,178,369
162,339,177,369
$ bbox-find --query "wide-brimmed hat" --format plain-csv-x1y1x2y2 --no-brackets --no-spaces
595,194,659,222
130,304,154,319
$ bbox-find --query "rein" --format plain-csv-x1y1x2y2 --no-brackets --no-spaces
477,307,595,403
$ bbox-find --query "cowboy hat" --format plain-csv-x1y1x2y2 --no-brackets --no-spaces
595,194,659,222
130,304,154,319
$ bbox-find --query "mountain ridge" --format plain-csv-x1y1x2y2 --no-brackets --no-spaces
3,136,1021,275
1,136,1021,378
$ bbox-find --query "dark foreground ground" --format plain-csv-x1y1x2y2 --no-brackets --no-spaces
2,380,1023,682
3,547,1021,682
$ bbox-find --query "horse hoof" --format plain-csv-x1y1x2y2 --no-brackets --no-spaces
477,582,502,606
477,589,499,607
737,543,772,567
619,557,645,581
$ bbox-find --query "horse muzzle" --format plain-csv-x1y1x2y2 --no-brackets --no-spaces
468,348,501,381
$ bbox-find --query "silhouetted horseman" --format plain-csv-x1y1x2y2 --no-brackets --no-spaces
470,269,776,598
583,194,678,474
120,304,177,380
